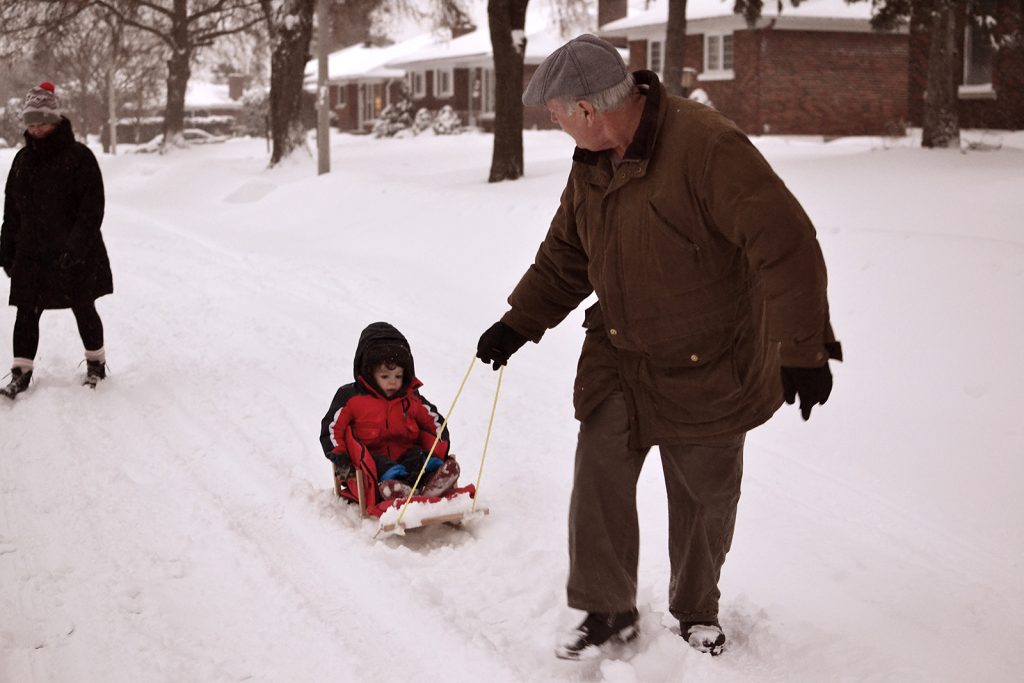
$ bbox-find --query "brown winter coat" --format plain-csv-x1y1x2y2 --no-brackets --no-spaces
502,71,840,448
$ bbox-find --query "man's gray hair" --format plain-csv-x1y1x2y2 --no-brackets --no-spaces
560,73,636,114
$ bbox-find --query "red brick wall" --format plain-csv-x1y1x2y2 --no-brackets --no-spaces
755,29,908,136
332,84,359,131
631,29,908,136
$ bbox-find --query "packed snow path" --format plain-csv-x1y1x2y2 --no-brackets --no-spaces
2,131,1022,682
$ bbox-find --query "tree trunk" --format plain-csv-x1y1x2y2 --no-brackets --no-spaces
162,0,191,149
107,66,117,155
163,48,191,147
663,0,689,97
922,1,960,148
269,0,315,166
487,0,529,183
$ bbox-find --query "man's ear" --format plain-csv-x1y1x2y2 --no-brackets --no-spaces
577,100,597,124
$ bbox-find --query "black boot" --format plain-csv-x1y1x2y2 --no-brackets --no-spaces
84,360,106,388
555,609,639,660
1,367,33,399
681,620,726,656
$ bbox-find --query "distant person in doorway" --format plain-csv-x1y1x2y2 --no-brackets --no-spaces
0,82,113,398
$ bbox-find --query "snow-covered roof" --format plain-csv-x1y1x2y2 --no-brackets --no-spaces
185,81,242,110
601,0,878,35
386,26,573,70
303,33,439,85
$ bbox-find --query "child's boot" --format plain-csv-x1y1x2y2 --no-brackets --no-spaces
1,365,33,399
421,457,460,497
379,479,413,501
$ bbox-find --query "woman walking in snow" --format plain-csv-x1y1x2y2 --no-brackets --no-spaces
0,82,113,398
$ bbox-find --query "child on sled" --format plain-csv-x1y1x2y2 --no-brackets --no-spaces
319,322,460,506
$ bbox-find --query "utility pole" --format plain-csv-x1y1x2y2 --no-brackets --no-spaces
316,0,331,174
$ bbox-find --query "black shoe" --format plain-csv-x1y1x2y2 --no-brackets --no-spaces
555,609,639,660
84,360,106,388
1,367,32,399
681,620,726,656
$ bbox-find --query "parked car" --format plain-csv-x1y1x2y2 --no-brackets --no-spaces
134,128,229,153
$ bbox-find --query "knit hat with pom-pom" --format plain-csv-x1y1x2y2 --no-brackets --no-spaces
23,82,62,125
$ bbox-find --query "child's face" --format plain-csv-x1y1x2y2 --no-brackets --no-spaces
373,364,404,397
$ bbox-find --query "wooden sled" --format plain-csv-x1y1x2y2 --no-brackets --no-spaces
376,493,489,536
333,461,488,536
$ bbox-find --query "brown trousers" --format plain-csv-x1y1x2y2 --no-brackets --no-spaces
567,392,745,622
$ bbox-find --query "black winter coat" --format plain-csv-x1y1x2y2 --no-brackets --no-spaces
0,117,113,309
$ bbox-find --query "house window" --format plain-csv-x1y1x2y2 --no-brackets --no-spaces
434,68,454,98
648,40,663,75
703,33,734,80
334,85,345,108
408,71,426,99
960,16,995,98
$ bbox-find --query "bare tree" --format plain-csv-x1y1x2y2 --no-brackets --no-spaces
95,0,264,148
259,0,315,165
487,0,529,182
0,1,87,59
328,0,383,49
663,0,689,97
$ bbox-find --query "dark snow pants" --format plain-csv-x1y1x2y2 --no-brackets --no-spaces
567,391,745,623
13,303,104,360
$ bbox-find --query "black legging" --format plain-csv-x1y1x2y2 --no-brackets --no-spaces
13,303,104,359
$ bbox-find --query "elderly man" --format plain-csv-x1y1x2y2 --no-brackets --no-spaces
476,35,841,659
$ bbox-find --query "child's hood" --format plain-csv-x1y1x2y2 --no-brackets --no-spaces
353,321,415,381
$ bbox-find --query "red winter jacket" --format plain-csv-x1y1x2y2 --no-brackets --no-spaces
320,376,450,481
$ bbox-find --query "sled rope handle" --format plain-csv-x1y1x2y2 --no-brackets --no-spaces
395,352,476,527
472,365,502,512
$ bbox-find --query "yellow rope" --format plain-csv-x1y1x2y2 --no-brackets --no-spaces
394,352,476,528
472,365,503,513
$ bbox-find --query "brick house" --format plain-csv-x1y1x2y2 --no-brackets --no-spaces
385,26,567,131
599,0,910,136
304,33,438,132
908,1,1024,130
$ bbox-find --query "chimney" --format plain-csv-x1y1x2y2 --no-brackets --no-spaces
598,0,628,28
228,74,246,101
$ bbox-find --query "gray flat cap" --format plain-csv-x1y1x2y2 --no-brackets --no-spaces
522,34,628,107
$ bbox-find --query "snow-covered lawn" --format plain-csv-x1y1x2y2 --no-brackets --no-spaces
1,127,1022,682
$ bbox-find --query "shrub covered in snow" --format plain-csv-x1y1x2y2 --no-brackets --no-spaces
372,96,415,138
689,88,713,109
1,97,24,146
431,105,462,135
236,89,270,137
413,108,433,134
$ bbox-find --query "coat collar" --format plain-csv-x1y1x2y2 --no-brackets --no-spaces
23,116,75,156
571,70,663,167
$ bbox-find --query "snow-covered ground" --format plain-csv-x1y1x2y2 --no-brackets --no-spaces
1,126,1022,682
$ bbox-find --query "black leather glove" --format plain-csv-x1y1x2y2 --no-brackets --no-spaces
781,364,833,421
476,321,528,370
